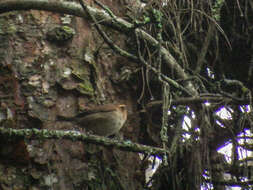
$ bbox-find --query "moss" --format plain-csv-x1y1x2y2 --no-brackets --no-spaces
62,25,75,34
6,24,17,34
77,80,94,96
71,62,90,79
241,86,250,94
71,59,94,96
0,13,18,35
0,18,8,35
47,25,75,43
211,0,225,21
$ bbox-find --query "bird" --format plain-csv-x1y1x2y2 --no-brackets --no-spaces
58,104,127,137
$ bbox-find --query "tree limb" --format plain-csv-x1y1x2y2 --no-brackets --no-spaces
0,127,169,156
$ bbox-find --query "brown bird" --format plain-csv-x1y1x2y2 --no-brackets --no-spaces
58,104,127,137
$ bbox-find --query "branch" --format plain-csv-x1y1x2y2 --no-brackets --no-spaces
195,24,216,74
78,0,137,61
0,0,197,96
145,95,249,109
0,127,169,156
206,179,253,186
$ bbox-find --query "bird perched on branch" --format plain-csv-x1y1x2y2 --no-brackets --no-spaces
58,104,127,137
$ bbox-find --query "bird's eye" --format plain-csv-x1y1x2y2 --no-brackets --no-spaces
118,105,126,111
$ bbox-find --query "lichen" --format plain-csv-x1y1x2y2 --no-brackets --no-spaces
61,15,72,24
83,47,100,77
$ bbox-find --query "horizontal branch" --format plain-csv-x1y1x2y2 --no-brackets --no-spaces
206,179,253,186
0,127,168,156
0,0,132,32
145,95,249,109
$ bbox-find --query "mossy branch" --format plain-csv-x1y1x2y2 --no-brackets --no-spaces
0,127,169,156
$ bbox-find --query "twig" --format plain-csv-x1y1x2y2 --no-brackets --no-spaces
78,0,137,61
195,24,215,74
94,0,116,20
135,30,194,96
